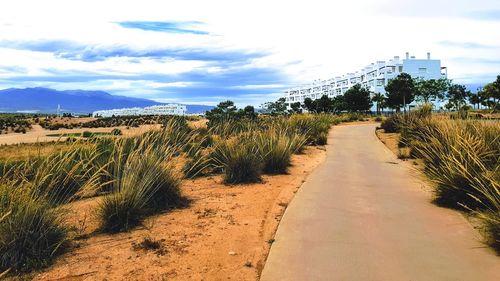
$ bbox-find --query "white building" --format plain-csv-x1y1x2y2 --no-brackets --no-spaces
92,104,187,117
284,52,447,106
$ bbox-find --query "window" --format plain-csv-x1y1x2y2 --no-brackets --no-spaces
419,68,427,73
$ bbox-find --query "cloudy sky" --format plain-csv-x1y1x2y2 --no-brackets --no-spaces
0,0,499,106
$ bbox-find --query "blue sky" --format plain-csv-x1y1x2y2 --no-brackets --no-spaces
0,0,499,107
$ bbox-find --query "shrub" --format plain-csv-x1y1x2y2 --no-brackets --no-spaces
111,128,122,136
380,116,399,133
410,120,499,210
82,131,93,138
316,132,328,145
212,138,263,184
288,114,333,145
479,212,500,253
23,147,104,204
99,148,181,233
374,116,383,122
256,128,304,174
402,117,499,253
0,185,68,273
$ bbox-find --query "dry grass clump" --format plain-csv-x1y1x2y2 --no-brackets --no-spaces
99,132,183,233
255,127,307,174
387,107,499,252
288,114,335,145
212,137,264,184
0,185,68,273
0,114,339,275
98,160,181,233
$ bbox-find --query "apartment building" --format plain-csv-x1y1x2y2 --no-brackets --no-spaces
284,52,447,105
92,104,187,117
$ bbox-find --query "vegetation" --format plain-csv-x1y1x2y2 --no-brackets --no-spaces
39,114,194,130
343,84,373,112
414,78,450,103
297,86,371,114
99,144,181,232
0,110,347,275
205,101,257,127
0,114,32,134
385,73,416,112
381,108,500,253
0,185,68,273
212,137,264,184
478,75,500,110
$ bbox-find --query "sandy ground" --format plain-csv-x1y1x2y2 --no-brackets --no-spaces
0,124,162,145
0,119,206,146
38,117,97,125
261,124,499,281
27,145,326,281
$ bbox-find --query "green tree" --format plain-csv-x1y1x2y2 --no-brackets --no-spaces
332,95,346,113
343,84,372,112
206,100,238,126
302,97,316,113
371,93,386,115
482,75,500,109
415,78,450,103
385,73,416,112
262,98,287,115
468,93,481,109
315,95,334,113
240,105,257,119
289,102,302,114
447,84,470,111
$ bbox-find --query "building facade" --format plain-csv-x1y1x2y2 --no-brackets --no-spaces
92,104,187,117
284,52,447,106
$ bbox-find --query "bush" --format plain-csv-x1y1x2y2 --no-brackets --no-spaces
111,128,122,136
402,117,499,253
99,148,181,233
21,147,103,204
256,128,304,174
410,119,499,210
380,116,399,133
288,114,333,145
212,138,263,184
82,131,93,138
480,212,500,253
0,186,68,273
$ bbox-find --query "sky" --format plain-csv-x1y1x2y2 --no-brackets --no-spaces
0,0,499,107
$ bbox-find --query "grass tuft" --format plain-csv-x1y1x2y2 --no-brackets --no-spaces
0,185,68,273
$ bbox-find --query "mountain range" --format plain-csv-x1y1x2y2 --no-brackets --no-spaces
0,87,213,114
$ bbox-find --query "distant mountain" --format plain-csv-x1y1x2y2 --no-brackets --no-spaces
0,87,212,114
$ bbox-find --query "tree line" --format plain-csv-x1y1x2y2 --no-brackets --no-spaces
263,74,500,114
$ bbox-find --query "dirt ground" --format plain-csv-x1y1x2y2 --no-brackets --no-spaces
27,145,326,281
37,117,97,125
0,124,161,145
0,118,207,146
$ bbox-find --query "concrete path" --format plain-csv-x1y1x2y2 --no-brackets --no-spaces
261,123,499,281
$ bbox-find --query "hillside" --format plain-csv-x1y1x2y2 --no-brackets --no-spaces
0,87,212,114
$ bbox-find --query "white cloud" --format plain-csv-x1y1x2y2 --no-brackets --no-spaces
0,0,499,106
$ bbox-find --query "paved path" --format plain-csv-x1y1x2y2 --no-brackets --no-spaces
261,123,499,281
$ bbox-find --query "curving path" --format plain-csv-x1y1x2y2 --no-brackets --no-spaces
261,123,499,281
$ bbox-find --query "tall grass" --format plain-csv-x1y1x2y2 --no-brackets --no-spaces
0,113,339,274
288,114,334,145
212,137,264,184
255,127,307,174
0,185,68,273
387,109,500,252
